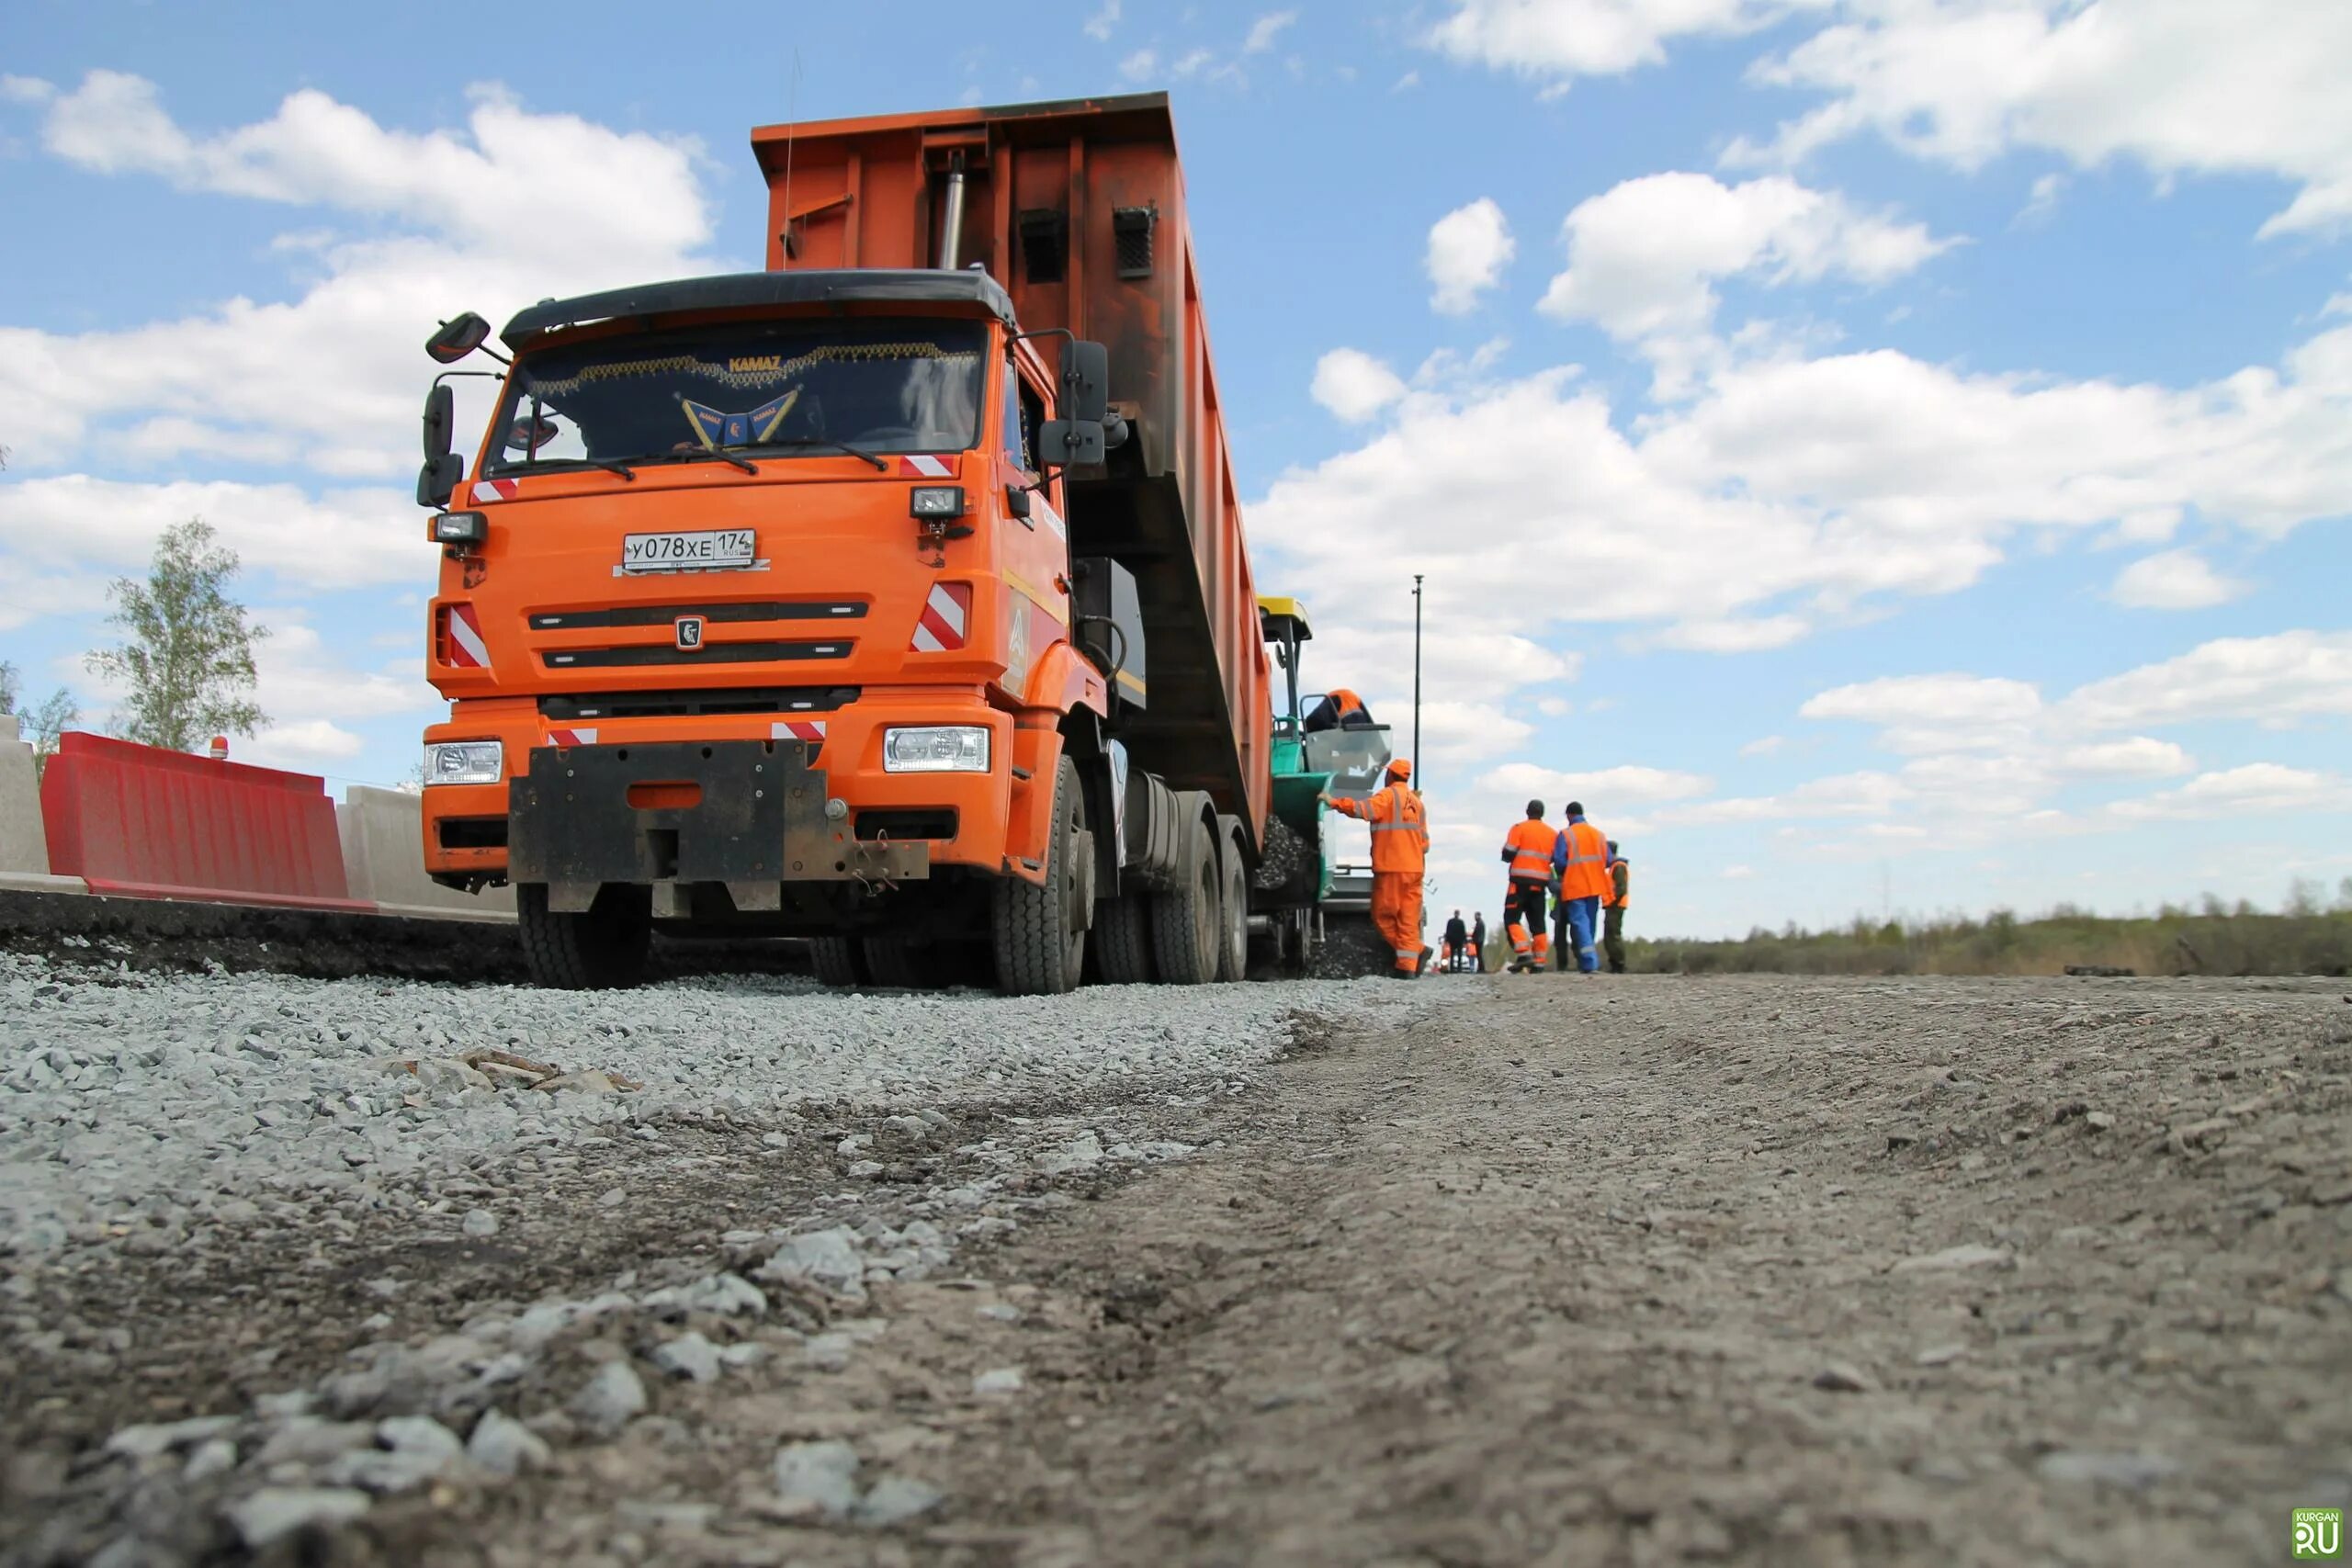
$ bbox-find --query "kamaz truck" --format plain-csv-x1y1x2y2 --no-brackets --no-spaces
413,92,1382,992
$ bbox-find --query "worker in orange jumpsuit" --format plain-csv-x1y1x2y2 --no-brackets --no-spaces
1304,686,1374,732
1499,799,1556,973
1551,799,1611,974
1326,759,1430,979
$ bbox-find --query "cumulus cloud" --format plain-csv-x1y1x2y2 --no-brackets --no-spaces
1540,172,1951,346
1729,0,2352,240
1084,0,1122,41
1481,761,1714,805
1427,197,1515,313
2109,548,2248,610
2058,630,2352,732
1423,0,1819,83
1309,348,1409,422
2106,763,2350,821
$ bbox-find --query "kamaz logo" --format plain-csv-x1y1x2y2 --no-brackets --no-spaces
674,615,707,651
728,355,784,372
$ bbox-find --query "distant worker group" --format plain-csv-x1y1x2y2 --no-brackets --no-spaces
1499,799,1629,976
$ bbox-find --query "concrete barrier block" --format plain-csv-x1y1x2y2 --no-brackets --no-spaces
338,786,514,922
0,716,70,884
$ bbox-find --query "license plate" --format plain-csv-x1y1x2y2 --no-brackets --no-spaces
619,529,756,573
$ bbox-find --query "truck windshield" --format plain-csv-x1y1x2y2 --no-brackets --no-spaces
485,320,987,475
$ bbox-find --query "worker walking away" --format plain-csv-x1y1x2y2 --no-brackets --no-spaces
1551,800,1611,974
1549,881,1572,971
1326,759,1431,979
1499,800,1556,974
1304,686,1375,732
1468,912,1487,972
1603,841,1630,974
1442,908,1469,975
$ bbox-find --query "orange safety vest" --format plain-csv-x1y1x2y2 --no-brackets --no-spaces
1557,819,1611,901
1336,782,1428,874
1605,859,1629,910
1503,819,1555,883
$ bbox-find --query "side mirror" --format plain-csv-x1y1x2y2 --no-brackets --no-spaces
1039,418,1105,469
425,312,493,365
422,384,455,461
1061,340,1111,424
417,453,462,509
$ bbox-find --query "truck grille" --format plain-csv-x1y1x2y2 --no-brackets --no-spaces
539,686,858,721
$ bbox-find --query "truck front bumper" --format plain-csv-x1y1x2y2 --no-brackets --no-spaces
507,738,928,912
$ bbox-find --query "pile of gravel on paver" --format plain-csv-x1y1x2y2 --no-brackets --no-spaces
0,953,1424,1258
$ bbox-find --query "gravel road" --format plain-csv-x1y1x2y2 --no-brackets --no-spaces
5,967,2348,1565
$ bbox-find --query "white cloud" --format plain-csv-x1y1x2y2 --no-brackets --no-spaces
1738,734,1784,756
1084,0,1122,41
2017,171,2066,226
1539,172,1952,349
1662,769,1910,824
1309,348,1409,422
1722,863,1756,879
2055,738,2194,779
1731,0,2352,240
1427,197,1515,314
1423,0,1819,83
1482,761,1714,805
1393,71,1422,92
1646,615,1811,652
1801,673,2042,754
2109,548,2247,610
1119,50,1159,83
1244,11,1298,53
2058,630,2352,732
2107,763,2350,821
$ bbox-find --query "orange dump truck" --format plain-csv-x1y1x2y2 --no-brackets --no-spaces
413,92,1327,993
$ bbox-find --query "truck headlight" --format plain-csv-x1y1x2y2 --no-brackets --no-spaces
424,740,503,785
909,486,965,518
882,726,990,773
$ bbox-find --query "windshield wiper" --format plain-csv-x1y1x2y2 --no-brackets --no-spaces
745,437,889,471
630,449,759,475
584,457,637,480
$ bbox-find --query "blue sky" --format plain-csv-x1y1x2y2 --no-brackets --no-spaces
3,0,2348,936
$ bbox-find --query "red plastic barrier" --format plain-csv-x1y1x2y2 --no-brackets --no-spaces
40,732,372,913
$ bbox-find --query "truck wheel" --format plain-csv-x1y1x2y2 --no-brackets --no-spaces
1092,895,1154,984
808,935,865,989
1214,823,1248,982
993,757,1089,995
1150,808,1220,985
862,934,924,988
517,884,650,990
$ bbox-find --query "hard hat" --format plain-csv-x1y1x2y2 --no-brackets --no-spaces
1387,758,1412,781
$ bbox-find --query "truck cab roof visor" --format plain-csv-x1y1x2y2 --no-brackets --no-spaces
503,269,1019,347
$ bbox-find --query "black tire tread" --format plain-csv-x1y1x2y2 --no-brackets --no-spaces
993,757,1084,995
808,936,865,988
517,884,650,991
1093,894,1154,984
1149,807,1218,985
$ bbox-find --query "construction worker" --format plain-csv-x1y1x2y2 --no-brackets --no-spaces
1442,908,1468,975
1325,759,1430,979
1499,800,1555,973
1304,687,1374,732
1549,879,1573,971
1603,840,1630,974
1468,912,1486,973
1551,799,1611,974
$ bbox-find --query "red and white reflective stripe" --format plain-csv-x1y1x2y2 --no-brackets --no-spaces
899,455,953,479
483,478,521,501
446,604,491,669
910,582,969,652
770,719,828,743
548,728,598,748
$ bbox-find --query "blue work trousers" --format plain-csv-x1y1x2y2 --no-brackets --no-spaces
1565,896,1601,972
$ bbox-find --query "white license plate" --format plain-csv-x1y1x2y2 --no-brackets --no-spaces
620,529,756,573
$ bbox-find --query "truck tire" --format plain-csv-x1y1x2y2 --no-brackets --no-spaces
1092,895,1154,984
1150,807,1221,985
993,757,1090,995
517,884,651,990
808,935,865,989
862,934,924,988
1214,820,1248,983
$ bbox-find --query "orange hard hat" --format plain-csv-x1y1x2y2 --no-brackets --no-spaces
1387,758,1412,781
